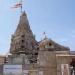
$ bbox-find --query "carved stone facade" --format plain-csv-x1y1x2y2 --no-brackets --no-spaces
10,12,38,63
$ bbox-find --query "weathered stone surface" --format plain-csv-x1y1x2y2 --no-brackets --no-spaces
37,50,57,75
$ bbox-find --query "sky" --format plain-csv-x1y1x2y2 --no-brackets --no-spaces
0,0,75,55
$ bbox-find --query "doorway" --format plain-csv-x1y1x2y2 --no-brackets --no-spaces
70,60,75,75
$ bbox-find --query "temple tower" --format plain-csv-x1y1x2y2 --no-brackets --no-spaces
10,11,38,63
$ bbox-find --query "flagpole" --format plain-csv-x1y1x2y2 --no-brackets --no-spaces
21,0,22,14
11,0,23,14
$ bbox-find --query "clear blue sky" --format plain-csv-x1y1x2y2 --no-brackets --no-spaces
0,0,75,55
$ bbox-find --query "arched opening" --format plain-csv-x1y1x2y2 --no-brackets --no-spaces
70,59,75,75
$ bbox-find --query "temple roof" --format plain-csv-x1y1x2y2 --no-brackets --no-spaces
39,37,70,51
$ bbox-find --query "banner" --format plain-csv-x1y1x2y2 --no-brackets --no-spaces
61,64,69,75
3,65,22,75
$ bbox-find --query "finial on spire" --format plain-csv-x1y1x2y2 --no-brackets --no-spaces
22,11,26,16
43,32,47,39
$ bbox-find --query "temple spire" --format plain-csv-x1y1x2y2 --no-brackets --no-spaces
10,11,38,55
10,11,38,63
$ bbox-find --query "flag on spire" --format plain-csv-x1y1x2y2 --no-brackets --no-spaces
11,0,22,13
11,3,22,8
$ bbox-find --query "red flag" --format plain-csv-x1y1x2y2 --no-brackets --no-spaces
11,0,22,8
11,3,22,8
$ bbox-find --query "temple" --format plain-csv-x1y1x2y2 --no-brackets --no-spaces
0,11,75,75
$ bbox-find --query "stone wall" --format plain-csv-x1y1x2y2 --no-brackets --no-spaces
38,50,57,75
56,55,70,75
0,56,5,65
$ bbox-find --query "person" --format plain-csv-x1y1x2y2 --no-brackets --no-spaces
63,64,69,75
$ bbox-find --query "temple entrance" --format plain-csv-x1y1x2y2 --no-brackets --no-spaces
70,59,75,75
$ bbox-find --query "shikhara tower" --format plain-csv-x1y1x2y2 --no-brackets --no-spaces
10,11,38,63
